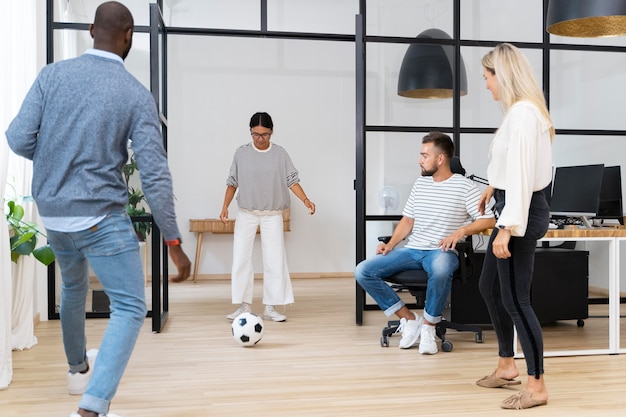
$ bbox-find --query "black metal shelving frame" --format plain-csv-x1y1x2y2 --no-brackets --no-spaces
43,0,625,327
354,0,626,324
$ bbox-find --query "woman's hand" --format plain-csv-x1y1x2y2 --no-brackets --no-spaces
492,228,512,259
219,208,229,223
304,198,316,215
478,186,494,215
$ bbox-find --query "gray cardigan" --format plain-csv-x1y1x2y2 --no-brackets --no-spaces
6,51,181,240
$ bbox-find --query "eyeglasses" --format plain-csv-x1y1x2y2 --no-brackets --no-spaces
251,132,271,139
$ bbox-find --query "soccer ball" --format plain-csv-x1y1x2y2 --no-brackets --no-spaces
231,312,264,346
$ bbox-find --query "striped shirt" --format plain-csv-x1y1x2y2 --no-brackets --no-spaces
227,142,300,211
403,174,493,250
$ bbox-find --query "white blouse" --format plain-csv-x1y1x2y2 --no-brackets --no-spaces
487,100,553,236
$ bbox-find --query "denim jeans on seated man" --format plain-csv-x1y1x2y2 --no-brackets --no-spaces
47,210,148,414
355,246,459,350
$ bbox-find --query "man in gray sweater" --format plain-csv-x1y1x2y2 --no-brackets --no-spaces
5,2,191,417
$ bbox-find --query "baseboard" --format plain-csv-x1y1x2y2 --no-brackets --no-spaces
589,286,626,298
192,272,354,281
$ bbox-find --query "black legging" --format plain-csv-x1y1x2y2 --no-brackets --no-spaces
479,187,550,379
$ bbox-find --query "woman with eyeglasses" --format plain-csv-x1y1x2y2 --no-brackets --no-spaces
220,112,316,322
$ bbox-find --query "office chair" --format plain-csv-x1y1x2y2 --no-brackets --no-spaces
378,236,484,351
378,156,484,352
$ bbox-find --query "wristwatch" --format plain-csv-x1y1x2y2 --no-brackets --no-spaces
164,238,182,246
497,225,507,230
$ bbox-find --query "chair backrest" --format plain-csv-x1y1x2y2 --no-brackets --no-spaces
451,156,466,176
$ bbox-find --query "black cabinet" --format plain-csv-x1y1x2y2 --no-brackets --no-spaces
451,248,589,325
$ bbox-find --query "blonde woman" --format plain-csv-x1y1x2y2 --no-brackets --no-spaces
476,43,554,410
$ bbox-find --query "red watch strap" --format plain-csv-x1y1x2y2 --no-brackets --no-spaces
164,238,181,246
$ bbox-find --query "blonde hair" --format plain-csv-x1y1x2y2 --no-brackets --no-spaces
482,43,555,140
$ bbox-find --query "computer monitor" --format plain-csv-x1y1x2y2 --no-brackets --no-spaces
595,166,624,225
549,164,605,228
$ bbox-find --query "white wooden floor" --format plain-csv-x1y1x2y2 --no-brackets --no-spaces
2,277,626,416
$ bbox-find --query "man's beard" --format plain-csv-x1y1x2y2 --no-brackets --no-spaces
421,166,437,177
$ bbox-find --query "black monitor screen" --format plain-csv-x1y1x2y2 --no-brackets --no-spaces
549,164,605,217
595,166,623,224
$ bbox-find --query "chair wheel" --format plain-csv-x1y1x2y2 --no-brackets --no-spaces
381,335,389,347
442,340,453,352
577,319,585,328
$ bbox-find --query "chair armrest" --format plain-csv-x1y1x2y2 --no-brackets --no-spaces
455,236,475,283
378,235,392,244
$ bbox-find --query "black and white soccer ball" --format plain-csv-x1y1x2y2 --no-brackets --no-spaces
231,312,264,346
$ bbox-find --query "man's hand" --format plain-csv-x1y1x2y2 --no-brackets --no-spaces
168,245,192,283
438,229,465,251
376,243,392,255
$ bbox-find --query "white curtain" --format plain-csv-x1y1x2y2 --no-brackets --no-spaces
0,135,12,391
1,0,39,390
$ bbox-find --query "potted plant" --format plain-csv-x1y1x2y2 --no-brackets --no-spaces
5,195,55,266
122,152,152,241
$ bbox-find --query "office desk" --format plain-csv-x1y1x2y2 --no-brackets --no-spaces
500,227,626,357
189,210,290,282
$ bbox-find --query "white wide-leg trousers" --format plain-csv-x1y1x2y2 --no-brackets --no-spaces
231,210,294,306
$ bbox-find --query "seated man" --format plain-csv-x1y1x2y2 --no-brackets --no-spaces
355,132,495,354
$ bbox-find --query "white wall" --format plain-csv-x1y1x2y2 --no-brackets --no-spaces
31,0,626,311
167,35,356,274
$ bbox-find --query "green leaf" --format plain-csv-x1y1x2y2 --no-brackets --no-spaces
10,233,36,255
5,196,56,265
33,245,56,266
10,202,25,221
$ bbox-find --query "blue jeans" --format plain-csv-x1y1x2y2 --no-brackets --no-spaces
354,247,459,323
46,210,147,414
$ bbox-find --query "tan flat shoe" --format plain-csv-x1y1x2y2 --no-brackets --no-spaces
476,372,522,388
501,390,548,409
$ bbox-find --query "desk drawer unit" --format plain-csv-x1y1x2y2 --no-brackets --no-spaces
451,248,589,326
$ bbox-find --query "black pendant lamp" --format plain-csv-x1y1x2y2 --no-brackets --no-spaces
397,28,467,99
547,0,626,37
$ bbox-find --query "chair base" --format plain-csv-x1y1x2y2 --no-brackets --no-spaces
380,319,484,351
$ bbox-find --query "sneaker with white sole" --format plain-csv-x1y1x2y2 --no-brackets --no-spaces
263,305,287,322
67,349,98,395
418,324,439,355
397,312,423,349
227,302,252,320
70,413,122,417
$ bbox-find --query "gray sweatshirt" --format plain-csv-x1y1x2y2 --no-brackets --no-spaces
227,142,299,211
6,50,181,240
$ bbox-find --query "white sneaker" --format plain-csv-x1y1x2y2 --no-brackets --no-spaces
70,413,121,417
418,324,439,355
227,302,251,320
397,312,423,349
67,349,98,395
263,305,287,322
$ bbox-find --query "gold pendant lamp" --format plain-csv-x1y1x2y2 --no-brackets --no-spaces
547,0,626,38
